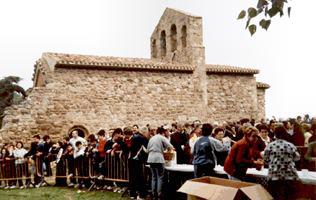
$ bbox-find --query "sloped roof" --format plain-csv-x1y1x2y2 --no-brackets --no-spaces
256,82,270,89
43,52,194,72
206,64,260,75
35,53,261,76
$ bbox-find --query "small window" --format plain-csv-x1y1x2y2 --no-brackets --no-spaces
181,25,187,48
170,24,177,52
160,30,166,57
152,39,157,58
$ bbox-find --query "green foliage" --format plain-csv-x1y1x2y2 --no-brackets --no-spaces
259,19,271,30
238,10,246,19
238,0,292,35
248,7,258,18
248,24,257,36
12,92,24,105
0,76,26,128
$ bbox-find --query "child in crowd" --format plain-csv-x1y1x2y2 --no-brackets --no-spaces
5,144,16,189
13,141,28,188
53,141,67,186
64,144,75,186
74,141,86,188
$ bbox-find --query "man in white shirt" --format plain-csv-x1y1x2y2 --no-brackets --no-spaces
69,130,87,150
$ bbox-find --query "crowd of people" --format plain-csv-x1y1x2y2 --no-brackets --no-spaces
0,115,315,200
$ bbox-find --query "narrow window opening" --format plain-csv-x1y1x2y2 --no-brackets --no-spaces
160,30,166,57
181,25,187,48
170,24,177,52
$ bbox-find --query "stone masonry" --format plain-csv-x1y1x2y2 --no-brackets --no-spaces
0,8,269,143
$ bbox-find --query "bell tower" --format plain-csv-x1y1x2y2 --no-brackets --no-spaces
150,8,208,121
150,8,205,65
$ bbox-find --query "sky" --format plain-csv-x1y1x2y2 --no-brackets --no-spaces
0,0,315,119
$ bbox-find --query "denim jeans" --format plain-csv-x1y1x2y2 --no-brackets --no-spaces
149,163,164,197
194,163,214,178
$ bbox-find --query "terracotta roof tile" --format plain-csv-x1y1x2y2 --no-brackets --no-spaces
206,64,259,75
38,53,262,76
256,82,270,89
43,52,194,72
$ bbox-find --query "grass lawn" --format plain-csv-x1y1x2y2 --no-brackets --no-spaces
0,187,129,200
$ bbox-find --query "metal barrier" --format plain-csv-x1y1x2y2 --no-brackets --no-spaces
104,152,129,182
0,157,33,188
0,151,130,190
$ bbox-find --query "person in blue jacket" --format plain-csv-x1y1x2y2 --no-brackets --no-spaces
192,123,217,178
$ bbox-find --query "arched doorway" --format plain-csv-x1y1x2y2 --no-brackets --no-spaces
68,125,89,138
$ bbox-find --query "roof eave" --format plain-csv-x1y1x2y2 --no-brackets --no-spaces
54,63,194,73
256,82,270,89
206,70,259,75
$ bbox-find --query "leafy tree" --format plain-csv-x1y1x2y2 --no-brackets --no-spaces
0,76,26,128
238,0,292,35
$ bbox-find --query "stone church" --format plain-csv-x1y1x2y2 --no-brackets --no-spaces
0,8,269,142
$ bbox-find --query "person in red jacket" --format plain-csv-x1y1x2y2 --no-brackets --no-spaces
224,126,263,181
97,130,107,159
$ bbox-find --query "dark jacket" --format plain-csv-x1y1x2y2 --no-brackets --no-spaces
130,133,148,158
171,131,189,164
43,141,53,156
24,142,44,159
192,136,215,167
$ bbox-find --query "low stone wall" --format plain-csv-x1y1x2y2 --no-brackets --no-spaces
257,88,266,121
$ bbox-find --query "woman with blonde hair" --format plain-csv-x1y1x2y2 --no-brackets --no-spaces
224,125,263,181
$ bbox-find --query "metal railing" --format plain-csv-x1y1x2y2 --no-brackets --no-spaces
0,151,130,190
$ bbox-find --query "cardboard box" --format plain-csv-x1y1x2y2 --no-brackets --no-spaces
178,176,273,200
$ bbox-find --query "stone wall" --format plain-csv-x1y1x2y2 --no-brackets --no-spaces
0,87,57,143
206,74,258,122
0,68,266,144
0,67,203,143
256,88,266,121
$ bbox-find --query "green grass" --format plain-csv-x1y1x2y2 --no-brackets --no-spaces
0,187,129,200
